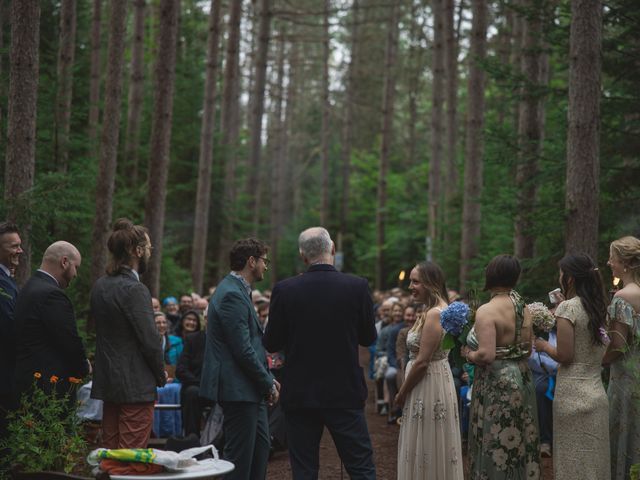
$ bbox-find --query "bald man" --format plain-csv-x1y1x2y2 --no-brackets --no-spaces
13,241,89,398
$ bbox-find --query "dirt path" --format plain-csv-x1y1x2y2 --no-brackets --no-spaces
266,347,553,479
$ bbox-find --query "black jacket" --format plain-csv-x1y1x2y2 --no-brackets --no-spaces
263,264,377,409
90,269,165,403
14,271,88,397
176,330,206,388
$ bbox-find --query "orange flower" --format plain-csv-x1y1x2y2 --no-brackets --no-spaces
33,372,42,379
68,377,82,384
49,375,59,383
24,420,34,429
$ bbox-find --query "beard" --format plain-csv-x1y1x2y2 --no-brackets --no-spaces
138,255,148,275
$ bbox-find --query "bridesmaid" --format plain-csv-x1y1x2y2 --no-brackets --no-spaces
603,236,640,480
394,261,463,480
462,254,540,479
535,253,610,480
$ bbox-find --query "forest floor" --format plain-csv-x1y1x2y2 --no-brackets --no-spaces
266,347,554,479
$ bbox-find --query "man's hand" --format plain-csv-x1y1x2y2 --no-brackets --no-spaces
268,380,281,406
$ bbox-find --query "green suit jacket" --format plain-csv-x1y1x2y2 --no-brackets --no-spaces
200,274,274,403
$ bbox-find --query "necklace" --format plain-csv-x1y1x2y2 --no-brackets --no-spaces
490,290,511,299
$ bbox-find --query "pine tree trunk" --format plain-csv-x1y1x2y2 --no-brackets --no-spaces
88,0,102,150
54,0,77,174
247,0,271,233
89,0,128,323
514,0,546,260
191,0,222,295
320,0,331,226
4,0,40,285
339,0,359,259
443,0,458,201
283,33,299,227
124,0,146,187
217,0,243,278
269,28,286,286
375,0,399,290
565,0,601,259
143,0,181,297
459,0,487,293
406,0,422,168
429,0,445,260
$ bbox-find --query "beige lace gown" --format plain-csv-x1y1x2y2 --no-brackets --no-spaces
553,297,610,480
397,327,464,480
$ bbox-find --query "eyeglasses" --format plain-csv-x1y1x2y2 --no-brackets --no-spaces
256,256,270,266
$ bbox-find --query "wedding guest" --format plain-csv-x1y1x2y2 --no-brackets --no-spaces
528,328,557,458
175,310,202,340
163,296,180,332
154,312,183,373
395,262,463,479
385,303,413,424
535,253,610,480
462,254,540,479
176,330,206,437
603,236,640,480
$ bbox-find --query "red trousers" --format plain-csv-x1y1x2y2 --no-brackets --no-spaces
102,401,155,449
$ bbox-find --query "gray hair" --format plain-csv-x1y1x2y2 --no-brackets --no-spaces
298,227,333,262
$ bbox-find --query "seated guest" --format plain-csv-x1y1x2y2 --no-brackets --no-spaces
176,330,206,437
152,297,161,313
163,296,180,332
175,310,202,340
385,304,415,423
154,311,183,370
179,294,194,315
256,299,270,332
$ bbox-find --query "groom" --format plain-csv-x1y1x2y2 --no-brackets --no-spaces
264,227,377,480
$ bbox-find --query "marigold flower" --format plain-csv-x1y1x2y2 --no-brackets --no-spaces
33,372,42,379
50,375,59,383
68,377,82,384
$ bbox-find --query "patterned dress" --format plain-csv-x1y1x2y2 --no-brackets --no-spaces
397,322,464,479
467,291,541,480
608,296,640,480
553,296,610,480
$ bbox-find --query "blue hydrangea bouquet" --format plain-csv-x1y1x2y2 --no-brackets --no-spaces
439,301,475,350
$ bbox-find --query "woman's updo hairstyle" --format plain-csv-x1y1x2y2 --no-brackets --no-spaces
610,236,640,285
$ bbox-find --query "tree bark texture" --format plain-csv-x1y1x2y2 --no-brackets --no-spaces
88,0,102,150
143,0,181,297
443,0,458,198
429,0,445,260
514,0,547,260
320,0,331,227
247,0,272,233
269,28,286,286
89,0,128,303
191,0,222,295
406,1,423,169
4,0,40,285
565,0,601,260
283,32,300,227
124,0,146,187
459,0,488,293
375,0,399,290
54,0,77,173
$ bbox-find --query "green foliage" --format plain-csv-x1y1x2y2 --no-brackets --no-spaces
0,375,88,477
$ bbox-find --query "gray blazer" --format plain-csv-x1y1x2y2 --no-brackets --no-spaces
90,269,165,403
200,274,273,403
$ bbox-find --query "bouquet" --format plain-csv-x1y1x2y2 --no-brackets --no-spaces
440,301,474,351
528,302,555,339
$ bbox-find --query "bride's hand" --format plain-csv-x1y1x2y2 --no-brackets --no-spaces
394,392,405,410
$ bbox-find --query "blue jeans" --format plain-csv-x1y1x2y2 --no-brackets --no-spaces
284,408,376,480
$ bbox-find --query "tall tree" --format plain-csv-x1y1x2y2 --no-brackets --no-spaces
191,0,222,295
459,0,488,292
88,0,102,149
123,0,146,186
443,0,459,203
375,0,399,289
246,0,272,233
406,0,424,168
565,0,601,259
514,0,548,260
54,0,77,173
4,0,40,285
143,0,181,296
89,0,128,305
429,0,445,260
217,0,243,278
320,0,331,226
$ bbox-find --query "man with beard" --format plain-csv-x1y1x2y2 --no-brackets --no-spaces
0,222,22,442
90,218,165,449
200,238,279,480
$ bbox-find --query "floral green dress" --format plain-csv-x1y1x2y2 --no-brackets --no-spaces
608,296,640,480
467,291,541,480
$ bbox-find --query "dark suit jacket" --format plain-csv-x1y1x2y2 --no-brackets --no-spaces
14,271,88,396
176,330,206,388
263,264,377,409
0,267,18,396
200,274,274,403
90,269,165,403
